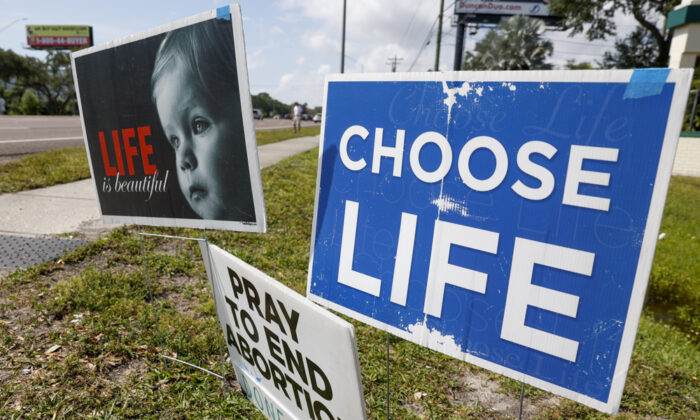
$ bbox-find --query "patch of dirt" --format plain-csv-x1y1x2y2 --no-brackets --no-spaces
457,371,561,418
107,358,147,386
159,274,203,316
153,238,184,256
75,220,124,241
0,368,13,383
405,366,562,419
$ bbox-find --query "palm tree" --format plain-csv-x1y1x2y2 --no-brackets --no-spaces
463,15,553,70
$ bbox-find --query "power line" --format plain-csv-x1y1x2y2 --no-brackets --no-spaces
408,19,437,71
407,1,456,71
399,0,424,47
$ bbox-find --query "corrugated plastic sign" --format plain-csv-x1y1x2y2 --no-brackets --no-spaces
203,242,366,420
306,70,692,413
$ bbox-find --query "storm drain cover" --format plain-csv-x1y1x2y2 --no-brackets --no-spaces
0,235,90,270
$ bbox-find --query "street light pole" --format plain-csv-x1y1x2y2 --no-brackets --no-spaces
340,0,346,73
453,18,465,71
0,17,27,35
434,0,445,71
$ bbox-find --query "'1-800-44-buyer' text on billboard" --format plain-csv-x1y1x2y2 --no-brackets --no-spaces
306,69,691,414
27,25,93,49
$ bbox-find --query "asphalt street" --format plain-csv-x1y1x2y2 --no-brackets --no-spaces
0,116,84,164
0,115,311,164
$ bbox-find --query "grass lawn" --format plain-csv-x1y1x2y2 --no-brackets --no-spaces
0,150,698,418
256,125,320,146
646,176,700,342
0,125,320,194
0,147,90,194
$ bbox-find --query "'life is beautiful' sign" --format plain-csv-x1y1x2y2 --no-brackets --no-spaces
72,4,265,232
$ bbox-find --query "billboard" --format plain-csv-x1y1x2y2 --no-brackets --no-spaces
455,0,550,16
306,69,692,413
454,0,559,25
27,25,93,49
71,5,266,232
201,242,366,420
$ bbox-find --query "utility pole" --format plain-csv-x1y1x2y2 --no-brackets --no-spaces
434,0,444,71
453,16,465,71
340,0,346,73
387,55,403,72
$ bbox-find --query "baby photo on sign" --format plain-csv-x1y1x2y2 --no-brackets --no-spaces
72,6,265,232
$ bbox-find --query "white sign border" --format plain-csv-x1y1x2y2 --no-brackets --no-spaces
71,3,266,233
305,69,693,414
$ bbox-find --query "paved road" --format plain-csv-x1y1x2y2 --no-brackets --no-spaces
0,116,84,164
0,115,316,164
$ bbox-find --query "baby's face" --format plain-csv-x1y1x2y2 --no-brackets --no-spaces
154,61,242,220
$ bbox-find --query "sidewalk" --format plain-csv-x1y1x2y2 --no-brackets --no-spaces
0,135,319,237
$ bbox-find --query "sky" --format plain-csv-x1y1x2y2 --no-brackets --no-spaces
0,0,644,108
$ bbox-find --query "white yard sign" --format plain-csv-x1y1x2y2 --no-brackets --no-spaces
201,242,366,420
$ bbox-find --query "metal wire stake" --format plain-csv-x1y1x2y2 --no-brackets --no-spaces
139,226,166,366
386,331,390,420
519,382,525,420
161,355,223,379
204,228,229,392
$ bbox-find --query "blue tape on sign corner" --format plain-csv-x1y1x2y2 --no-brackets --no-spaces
623,68,671,99
216,5,231,21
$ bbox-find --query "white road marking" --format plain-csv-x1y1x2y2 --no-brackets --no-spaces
0,136,83,144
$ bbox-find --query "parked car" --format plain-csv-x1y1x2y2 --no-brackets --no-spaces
313,113,322,123
252,109,263,120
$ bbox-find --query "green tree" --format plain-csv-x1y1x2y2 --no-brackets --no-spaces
252,92,291,117
599,26,660,68
19,90,41,115
549,0,681,68
0,48,34,82
0,48,77,115
0,49,40,114
462,15,553,70
21,51,76,115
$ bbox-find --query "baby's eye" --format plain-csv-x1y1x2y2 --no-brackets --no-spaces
169,135,180,149
192,117,210,135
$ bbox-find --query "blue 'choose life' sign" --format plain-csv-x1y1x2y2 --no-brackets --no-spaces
306,70,691,414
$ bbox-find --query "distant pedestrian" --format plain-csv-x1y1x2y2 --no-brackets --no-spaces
0,97,5,115
293,102,302,133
